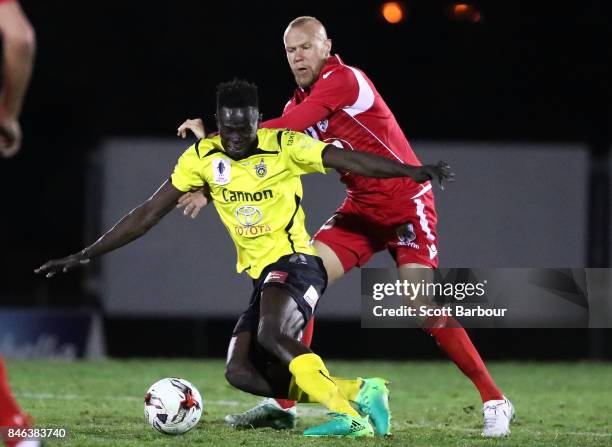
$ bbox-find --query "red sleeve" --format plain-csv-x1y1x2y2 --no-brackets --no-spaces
261,101,329,131
261,67,358,131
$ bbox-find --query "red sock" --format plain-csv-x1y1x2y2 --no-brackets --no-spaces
425,319,503,402
276,318,315,409
0,357,22,422
300,317,315,346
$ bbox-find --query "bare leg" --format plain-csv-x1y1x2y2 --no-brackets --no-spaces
225,332,286,397
257,285,359,416
257,286,310,364
225,285,314,398
398,263,436,323
312,240,345,286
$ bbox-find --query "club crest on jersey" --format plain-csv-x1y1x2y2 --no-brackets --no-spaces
254,159,267,178
317,119,329,133
213,158,231,185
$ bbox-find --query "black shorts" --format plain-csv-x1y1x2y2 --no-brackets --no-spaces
232,253,328,336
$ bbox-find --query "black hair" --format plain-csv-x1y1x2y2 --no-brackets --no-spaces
216,79,258,110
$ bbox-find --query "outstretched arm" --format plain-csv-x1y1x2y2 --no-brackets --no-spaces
35,180,184,277
260,102,329,131
322,146,454,189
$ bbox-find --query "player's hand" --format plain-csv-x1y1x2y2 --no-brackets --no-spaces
34,253,90,278
413,161,455,190
0,118,22,158
176,188,210,219
177,118,206,139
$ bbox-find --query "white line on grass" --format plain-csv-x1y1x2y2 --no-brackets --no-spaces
16,393,610,437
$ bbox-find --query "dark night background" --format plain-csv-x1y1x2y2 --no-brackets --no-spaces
1,1,610,358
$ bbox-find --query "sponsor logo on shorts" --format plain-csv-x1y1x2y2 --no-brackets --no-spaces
265,271,288,284
428,244,438,260
303,285,320,311
289,254,308,265
396,223,419,248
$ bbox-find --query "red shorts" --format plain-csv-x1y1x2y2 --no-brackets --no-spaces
312,186,439,270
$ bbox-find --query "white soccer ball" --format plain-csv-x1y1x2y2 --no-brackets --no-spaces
144,377,203,435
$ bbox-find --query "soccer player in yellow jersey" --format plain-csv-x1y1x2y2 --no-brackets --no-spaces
35,79,452,437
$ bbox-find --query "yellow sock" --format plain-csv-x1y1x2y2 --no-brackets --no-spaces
332,377,363,401
288,353,359,417
287,376,316,403
288,374,362,404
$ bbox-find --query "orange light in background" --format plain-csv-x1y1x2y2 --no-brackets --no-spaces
453,3,469,14
382,2,404,24
447,3,483,23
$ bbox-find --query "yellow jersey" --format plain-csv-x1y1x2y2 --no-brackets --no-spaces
171,128,329,278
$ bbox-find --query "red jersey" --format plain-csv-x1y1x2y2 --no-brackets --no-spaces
262,54,428,207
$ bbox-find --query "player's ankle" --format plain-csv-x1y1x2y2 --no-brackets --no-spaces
275,399,296,410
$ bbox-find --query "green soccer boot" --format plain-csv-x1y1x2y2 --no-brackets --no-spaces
303,412,374,437
353,377,391,436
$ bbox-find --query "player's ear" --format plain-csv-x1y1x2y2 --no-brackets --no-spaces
325,38,332,57
258,113,263,126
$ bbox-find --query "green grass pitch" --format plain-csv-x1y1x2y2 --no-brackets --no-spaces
6,359,612,446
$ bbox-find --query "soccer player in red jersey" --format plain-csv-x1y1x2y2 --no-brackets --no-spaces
0,1,38,446
177,16,513,437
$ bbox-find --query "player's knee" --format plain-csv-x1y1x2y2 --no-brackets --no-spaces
224,362,251,392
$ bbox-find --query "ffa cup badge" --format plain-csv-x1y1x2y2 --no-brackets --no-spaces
213,158,231,185
254,159,267,178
